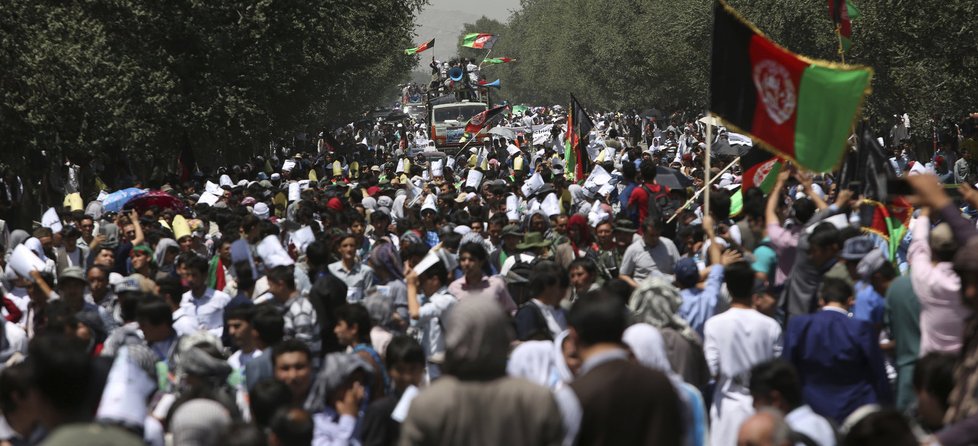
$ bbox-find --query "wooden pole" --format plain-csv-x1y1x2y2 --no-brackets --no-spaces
667,155,741,224
704,114,713,220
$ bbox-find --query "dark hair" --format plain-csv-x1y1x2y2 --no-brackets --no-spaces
441,232,462,251
306,239,331,269
86,264,110,278
419,258,449,285
621,160,637,181
234,261,256,291
639,159,657,183
912,352,956,410
489,212,508,228
334,304,372,343
184,254,209,275
27,334,92,419
842,409,917,446
272,339,311,368
749,359,803,409
136,298,173,326
0,363,30,414
458,241,488,263
226,305,257,324
156,275,185,302
568,258,599,278
808,223,841,249
643,216,664,232
792,198,816,225
224,422,267,446
819,278,853,304
252,306,285,346
269,407,314,446
119,291,150,322
724,261,755,300
61,225,82,239
709,189,731,221
528,261,569,297
568,291,627,346
249,379,292,428
385,335,425,369
267,265,296,290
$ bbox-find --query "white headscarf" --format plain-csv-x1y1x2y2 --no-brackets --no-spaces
506,330,575,391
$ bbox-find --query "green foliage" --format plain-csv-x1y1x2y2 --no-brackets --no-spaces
0,0,425,170
460,0,977,131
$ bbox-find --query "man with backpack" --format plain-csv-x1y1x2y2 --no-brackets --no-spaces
627,159,678,233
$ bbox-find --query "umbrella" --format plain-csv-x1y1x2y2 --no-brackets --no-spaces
713,140,750,157
102,188,146,213
655,166,694,189
123,190,188,215
642,108,663,120
488,127,519,140
697,115,722,126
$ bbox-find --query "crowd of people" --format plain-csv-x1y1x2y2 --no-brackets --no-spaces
1,108,978,446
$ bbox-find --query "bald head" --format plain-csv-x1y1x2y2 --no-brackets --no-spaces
737,409,791,446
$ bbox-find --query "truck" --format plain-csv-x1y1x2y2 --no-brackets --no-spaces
425,86,494,155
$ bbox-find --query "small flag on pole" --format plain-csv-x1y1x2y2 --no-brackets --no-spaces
828,0,860,52
462,33,498,49
483,57,515,64
405,38,435,55
563,95,594,181
709,0,872,173
465,105,509,134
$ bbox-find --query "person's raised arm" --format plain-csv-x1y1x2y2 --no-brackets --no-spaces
910,174,978,245
404,261,421,320
703,215,721,266
29,270,53,297
765,168,791,227
129,209,144,246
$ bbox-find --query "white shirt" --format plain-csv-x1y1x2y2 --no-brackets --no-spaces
415,287,457,360
704,307,783,446
179,288,232,333
786,405,837,446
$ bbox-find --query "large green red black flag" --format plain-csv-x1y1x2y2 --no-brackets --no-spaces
405,38,434,55
563,95,594,181
710,0,872,173
465,104,509,134
461,33,497,49
739,146,783,193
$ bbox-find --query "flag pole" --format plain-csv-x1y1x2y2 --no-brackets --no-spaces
704,114,713,220
667,155,740,224
835,24,846,64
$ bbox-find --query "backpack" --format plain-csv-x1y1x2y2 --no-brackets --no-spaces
630,184,677,224
505,255,543,306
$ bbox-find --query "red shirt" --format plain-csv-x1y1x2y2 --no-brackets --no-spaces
627,182,670,232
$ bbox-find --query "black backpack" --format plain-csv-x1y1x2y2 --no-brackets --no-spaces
630,184,677,224
505,255,543,306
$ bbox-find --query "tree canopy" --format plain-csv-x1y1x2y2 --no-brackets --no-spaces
458,0,977,133
0,0,425,172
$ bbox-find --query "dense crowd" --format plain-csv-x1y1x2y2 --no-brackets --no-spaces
1,109,978,446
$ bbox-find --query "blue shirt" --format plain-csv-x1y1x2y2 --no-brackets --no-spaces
853,281,885,327
678,264,725,338
619,181,637,210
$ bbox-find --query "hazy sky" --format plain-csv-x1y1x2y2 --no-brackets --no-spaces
424,0,521,22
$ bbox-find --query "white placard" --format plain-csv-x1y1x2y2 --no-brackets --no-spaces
465,170,484,189
205,181,222,196
9,244,46,279
431,159,444,177
257,235,294,267
288,182,301,202
197,191,220,206
41,208,62,233
521,172,544,197
282,160,297,171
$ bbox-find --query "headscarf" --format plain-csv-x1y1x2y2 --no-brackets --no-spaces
507,340,556,387
304,353,373,413
100,223,120,249
443,296,513,380
567,185,592,215
7,230,28,254
552,330,575,384
362,196,377,211
567,214,593,251
369,241,403,281
523,209,550,233
391,195,407,221
180,346,232,383
627,276,700,344
154,238,179,267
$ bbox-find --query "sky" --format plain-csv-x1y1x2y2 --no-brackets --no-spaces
424,0,522,21
412,0,522,66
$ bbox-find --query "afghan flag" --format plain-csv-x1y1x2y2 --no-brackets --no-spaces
739,146,783,193
405,38,434,55
483,57,515,64
828,0,860,51
465,105,509,134
462,33,497,49
710,0,872,173
563,95,594,181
